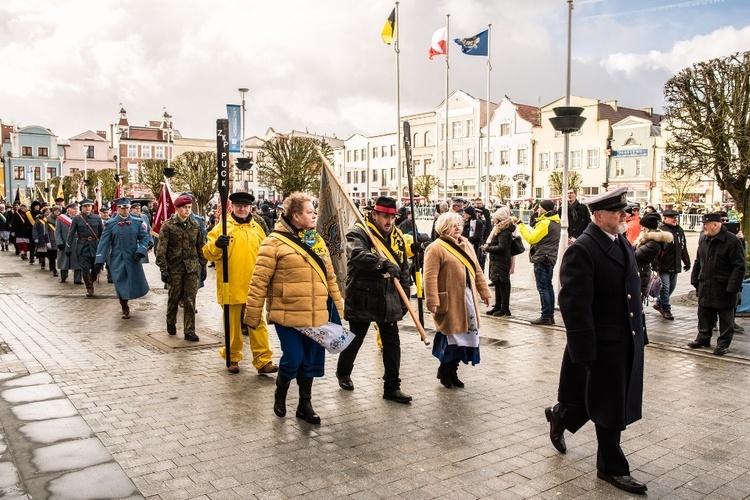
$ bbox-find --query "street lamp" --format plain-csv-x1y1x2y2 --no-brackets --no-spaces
238,87,249,192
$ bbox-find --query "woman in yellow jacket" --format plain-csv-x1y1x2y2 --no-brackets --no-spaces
245,193,344,424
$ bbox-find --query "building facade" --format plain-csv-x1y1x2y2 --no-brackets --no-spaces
1,124,64,202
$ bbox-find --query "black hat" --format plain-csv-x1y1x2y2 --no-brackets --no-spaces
703,212,722,223
624,202,640,215
130,202,141,209
114,197,131,207
79,199,94,206
583,187,628,212
640,213,660,230
464,206,476,217
229,192,255,205
65,202,78,209
54,197,65,203
662,209,679,217
539,199,555,212
373,196,397,215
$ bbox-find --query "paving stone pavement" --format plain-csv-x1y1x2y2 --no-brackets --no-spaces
0,229,749,499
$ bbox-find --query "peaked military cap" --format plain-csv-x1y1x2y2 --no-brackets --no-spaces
582,186,629,212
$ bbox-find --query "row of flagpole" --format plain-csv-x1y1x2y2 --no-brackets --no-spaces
382,5,493,203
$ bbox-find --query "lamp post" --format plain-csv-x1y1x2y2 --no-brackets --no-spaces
163,109,172,172
238,87,250,193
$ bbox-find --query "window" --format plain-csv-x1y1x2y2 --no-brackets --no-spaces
390,145,396,156
452,121,461,139
587,149,599,169
38,147,49,157
441,151,446,170
248,151,254,161
500,150,509,165
424,159,432,175
424,131,431,146
413,133,420,148
467,119,474,137
353,171,358,183
257,151,264,161
452,150,462,168
85,145,94,159
347,150,351,162
540,152,550,170
361,169,366,182
500,123,510,136
372,147,378,158
22,146,32,156
635,159,644,176
14,166,24,179
535,187,543,199
615,160,624,177
582,186,600,196
347,172,351,183
381,146,387,157
360,148,366,160
33,166,41,180
247,170,254,182
47,166,56,178
441,124,446,141
517,148,528,165
373,169,378,181
381,169,387,186
155,146,164,159
127,145,137,158
516,180,527,198
390,168,395,180
571,150,581,169
554,152,564,169
466,148,474,168
354,150,359,162
659,155,667,171
141,147,151,159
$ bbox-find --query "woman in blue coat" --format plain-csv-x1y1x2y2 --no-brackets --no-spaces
95,198,150,319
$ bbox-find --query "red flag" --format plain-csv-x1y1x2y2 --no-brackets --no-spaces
151,182,174,235
110,177,123,215
92,181,102,214
428,27,447,60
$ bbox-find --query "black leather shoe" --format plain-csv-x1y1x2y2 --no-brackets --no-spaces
383,389,412,404
714,346,728,356
688,341,710,349
530,317,553,325
336,372,354,391
184,332,200,342
596,471,647,494
544,407,567,453
167,324,177,335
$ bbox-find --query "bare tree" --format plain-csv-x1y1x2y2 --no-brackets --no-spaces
664,50,750,234
660,168,702,205
547,171,583,197
139,159,168,199
413,175,439,203
258,136,333,198
171,151,217,216
493,174,512,200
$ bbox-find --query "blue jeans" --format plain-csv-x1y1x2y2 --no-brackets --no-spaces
534,262,555,320
657,272,679,312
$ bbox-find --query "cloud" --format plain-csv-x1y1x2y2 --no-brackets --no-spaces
601,25,750,77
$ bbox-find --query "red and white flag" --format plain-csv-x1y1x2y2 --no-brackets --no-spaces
151,182,174,236
93,180,102,214
110,177,123,215
428,27,447,60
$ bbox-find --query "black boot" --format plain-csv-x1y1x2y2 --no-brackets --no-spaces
120,299,130,319
450,360,464,388
295,376,320,424
83,271,94,297
437,363,453,388
274,374,291,418
60,270,68,283
486,305,500,315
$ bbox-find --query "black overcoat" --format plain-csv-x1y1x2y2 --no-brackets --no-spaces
690,227,746,309
485,220,515,283
557,223,647,431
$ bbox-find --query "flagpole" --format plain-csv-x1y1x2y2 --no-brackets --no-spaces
395,1,402,204
485,24,492,205
443,13,450,202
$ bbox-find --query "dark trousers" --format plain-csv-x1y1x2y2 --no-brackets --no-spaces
553,403,630,476
696,305,735,349
166,272,199,334
337,321,401,392
494,281,511,313
47,249,57,274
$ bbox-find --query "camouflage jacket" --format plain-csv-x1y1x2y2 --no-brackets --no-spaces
155,216,207,274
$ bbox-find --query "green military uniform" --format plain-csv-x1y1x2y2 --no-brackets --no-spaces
155,215,207,339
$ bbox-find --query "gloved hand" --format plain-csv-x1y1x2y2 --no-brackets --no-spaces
95,263,104,273
160,271,171,284
215,234,231,248
683,264,691,272
382,261,401,276
200,267,207,281
65,251,71,258
134,253,144,262
410,243,420,255
57,243,65,251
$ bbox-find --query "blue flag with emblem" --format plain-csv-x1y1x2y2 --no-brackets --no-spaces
226,104,241,153
454,29,488,56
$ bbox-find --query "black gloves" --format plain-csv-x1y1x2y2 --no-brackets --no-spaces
58,244,65,251
95,263,104,273
65,251,71,257
160,271,171,284
215,235,230,248
134,253,144,262
382,261,401,277
410,243,420,255
200,267,207,281
683,264,691,272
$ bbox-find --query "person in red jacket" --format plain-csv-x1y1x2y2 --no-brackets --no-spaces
624,203,641,245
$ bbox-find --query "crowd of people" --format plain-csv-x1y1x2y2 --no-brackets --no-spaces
1,187,746,495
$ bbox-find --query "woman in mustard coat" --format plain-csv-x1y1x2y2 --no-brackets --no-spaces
424,211,491,388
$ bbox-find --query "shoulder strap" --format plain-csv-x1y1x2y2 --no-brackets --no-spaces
437,237,476,280
79,215,100,241
356,221,402,265
270,232,328,288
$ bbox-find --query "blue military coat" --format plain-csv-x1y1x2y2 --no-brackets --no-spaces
95,214,150,300
557,223,647,431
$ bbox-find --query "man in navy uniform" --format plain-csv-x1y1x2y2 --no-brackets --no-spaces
65,199,103,296
544,186,648,494
95,197,150,319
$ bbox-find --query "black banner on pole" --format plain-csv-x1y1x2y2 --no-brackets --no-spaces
216,119,231,368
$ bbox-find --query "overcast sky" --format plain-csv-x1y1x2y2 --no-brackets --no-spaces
2,0,749,142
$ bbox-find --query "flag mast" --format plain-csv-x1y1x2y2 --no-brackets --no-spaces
443,14,450,202
395,2,402,204
485,23,492,205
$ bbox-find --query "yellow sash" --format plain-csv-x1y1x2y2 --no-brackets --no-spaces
436,238,476,280
270,232,328,289
355,221,405,265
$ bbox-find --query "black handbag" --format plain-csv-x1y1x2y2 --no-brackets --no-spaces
510,235,526,256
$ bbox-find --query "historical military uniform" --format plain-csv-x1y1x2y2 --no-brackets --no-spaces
156,195,207,341
95,198,150,318
55,204,81,283
65,199,103,296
